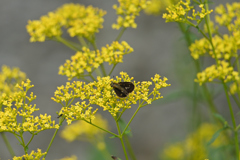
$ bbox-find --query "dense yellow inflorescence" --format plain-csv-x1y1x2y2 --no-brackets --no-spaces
58,41,134,80
112,0,151,29
52,72,170,123
26,3,106,42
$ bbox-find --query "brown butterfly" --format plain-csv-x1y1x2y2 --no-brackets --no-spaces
111,82,134,97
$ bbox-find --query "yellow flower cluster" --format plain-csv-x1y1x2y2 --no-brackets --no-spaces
160,123,227,160
0,79,59,132
0,65,26,100
13,148,46,160
189,34,239,60
215,2,240,31
230,80,240,95
59,155,77,160
144,0,178,15
112,0,151,29
52,72,170,122
195,61,239,86
26,3,106,42
60,114,108,150
162,0,212,24
58,41,134,80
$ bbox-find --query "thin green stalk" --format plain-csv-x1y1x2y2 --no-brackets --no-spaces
77,36,88,47
100,64,107,77
86,121,119,137
116,121,129,160
55,36,80,51
203,0,219,64
115,27,127,41
123,135,137,160
223,82,239,160
1,132,15,157
108,64,117,76
43,128,59,158
122,106,141,135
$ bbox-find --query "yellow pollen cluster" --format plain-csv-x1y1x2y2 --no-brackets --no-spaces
52,72,170,119
112,0,151,29
195,61,239,85
26,3,106,42
58,41,133,80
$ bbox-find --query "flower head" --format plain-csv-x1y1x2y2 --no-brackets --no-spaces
144,0,178,15
0,79,59,132
195,61,239,85
52,72,170,121
163,0,212,25
26,3,106,42
0,65,26,100
112,0,151,29
58,41,134,80
13,149,46,160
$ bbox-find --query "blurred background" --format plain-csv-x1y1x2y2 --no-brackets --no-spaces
0,0,237,159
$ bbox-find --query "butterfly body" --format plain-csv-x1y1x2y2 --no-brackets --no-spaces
111,82,134,97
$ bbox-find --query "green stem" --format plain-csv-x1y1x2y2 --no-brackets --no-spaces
123,135,137,160
223,82,239,159
100,64,107,77
115,27,127,41
122,106,141,135
116,121,128,160
86,121,119,137
1,132,15,157
77,36,88,47
55,36,80,51
203,0,219,64
108,64,117,76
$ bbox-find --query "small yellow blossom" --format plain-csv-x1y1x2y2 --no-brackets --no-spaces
144,0,178,15
189,34,238,60
58,41,133,80
215,2,240,31
26,3,106,42
59,155,78,160
112,0,151,29
0,65,26,101
163,0,212,25
195,61,239,86
61,114,108,145
52,72,170,119
160,123,228,160
13,148,47,160
0,79,59,132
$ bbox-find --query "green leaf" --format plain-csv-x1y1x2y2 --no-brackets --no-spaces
207,126,227,146
213,113,227,125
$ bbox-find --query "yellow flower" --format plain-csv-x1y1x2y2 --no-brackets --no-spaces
13,148,47,160
112,0,151,29
0,79,59,132
189,34,238,60
26,3,106,42
60,114,108,144
144,0,179,15
0,65,26,101
59,155,78,160
160,123,228,160
163,0,212,25
52,72,170,119
195,60,239,85
58,41,134,80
